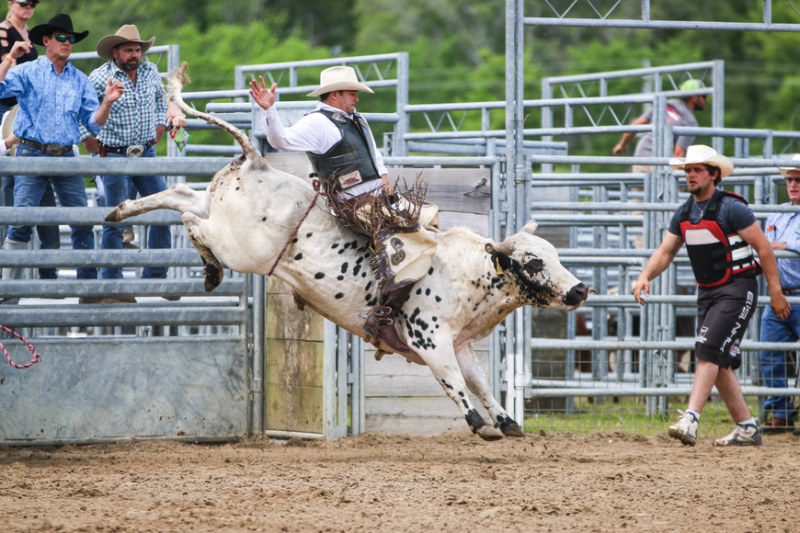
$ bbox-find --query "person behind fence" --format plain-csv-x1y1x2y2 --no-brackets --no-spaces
633,145,790,447
0,13,123,287
80,25,186,302
249,66,438,355
0,0,60,278
612,79,707,248
757,154,800,435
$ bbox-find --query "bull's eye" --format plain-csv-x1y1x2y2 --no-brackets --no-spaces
524,258,544,276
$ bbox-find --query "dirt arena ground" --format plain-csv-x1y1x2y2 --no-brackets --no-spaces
1,430,798,533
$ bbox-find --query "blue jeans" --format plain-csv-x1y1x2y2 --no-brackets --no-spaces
2,176,60,278
100,146,170,279
7,144,97,279
759,304,800,419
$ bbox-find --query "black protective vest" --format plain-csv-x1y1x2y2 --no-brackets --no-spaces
679,191,758,288
306,109,381,193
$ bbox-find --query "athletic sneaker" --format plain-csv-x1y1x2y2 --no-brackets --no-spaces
713,423,762,446
668,410,698,446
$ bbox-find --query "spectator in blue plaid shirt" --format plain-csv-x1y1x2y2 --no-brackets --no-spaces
80,25,185,303
759,155,800,436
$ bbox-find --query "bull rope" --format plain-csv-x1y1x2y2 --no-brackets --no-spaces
1,324,41,369
267,179,322,277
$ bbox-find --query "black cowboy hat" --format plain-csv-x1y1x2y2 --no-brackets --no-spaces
29,13,89,46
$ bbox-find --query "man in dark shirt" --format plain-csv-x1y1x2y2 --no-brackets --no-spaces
633,145,790,446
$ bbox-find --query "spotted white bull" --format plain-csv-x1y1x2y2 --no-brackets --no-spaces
107,64,588,440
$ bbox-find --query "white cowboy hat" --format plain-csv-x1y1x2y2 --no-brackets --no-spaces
668,144,734,178
778,154,800,178
2,105,19,156
96,25,156,61
307,66,374,98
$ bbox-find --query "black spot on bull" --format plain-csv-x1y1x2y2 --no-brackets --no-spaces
341,262,348,273
440,379,453,390
315,272,325,279
465,408,486,433
294,253,303,260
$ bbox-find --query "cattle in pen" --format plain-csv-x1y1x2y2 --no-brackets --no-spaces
105,63,588,440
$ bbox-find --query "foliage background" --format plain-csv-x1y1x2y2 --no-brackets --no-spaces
34,0,800,157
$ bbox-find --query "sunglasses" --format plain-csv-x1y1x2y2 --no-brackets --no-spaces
51,34,76,44
15,1,37,7
786,177,800,184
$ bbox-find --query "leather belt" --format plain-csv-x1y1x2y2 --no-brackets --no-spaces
100,139,157,157
782,287,800,295
20,138,72,157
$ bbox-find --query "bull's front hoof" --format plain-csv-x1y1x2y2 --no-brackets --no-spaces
497,418,526,438
105,208,122,222
475,425,504,441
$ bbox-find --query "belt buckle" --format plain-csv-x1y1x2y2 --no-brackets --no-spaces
126,145,145,157
44,145,64,157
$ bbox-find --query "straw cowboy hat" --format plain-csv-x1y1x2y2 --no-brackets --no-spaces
29,13,89,46
2,105,19,156
307,66,374,98
96,25,155,61
777,154,800,178
669,144,734,178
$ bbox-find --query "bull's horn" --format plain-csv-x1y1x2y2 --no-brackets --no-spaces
521,220,539,235
485,240,515,255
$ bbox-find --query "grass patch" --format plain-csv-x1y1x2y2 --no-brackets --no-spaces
523,396,765,436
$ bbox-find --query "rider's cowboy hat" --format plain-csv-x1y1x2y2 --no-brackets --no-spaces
2,105,19,157
777,154,800,178
29,13,89,46
307,66,374,98
96,25,156,61
669,144,734,178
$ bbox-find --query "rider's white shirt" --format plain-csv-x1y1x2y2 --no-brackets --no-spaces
260,101,388,177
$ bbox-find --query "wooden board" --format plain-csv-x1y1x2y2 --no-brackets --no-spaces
265,277,326,434
364,348,493,436
389,168,491,215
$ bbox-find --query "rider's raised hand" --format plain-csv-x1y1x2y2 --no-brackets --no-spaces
249,76,277,110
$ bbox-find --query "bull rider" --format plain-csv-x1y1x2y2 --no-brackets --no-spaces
249,66,437,354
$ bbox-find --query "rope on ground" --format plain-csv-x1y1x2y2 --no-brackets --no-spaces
1,324,41,369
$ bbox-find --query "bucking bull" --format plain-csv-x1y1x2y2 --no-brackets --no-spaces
105,64,589,441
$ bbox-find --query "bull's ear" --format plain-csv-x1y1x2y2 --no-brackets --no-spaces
491,252,514,275
521,220,538,235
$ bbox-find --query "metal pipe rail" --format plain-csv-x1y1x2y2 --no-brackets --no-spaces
0,157,231,176
543,61,717,85
525,387,800,398
0,280,242,298
0,249,201,268
525,155,800,167
570,294,800,306
529,339,800,352
0,305,244,328
531,202,800,213
0,207,183,225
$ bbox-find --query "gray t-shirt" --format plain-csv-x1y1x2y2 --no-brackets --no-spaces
633,99,699,157
667,189,757,236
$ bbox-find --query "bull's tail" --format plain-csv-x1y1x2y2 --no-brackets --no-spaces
167,62,261,162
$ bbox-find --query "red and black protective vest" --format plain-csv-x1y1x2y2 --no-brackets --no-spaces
679,191,758,288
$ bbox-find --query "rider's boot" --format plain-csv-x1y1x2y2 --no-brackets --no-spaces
363,284,414,354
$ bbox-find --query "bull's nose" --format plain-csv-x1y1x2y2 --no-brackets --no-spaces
564,283,588,306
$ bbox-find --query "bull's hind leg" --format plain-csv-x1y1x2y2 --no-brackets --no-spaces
417,337,504,441
105,183,211,223
455,343,525,437
182,212,223,292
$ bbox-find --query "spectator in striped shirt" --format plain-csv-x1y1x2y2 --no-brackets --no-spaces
80,25,186,303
